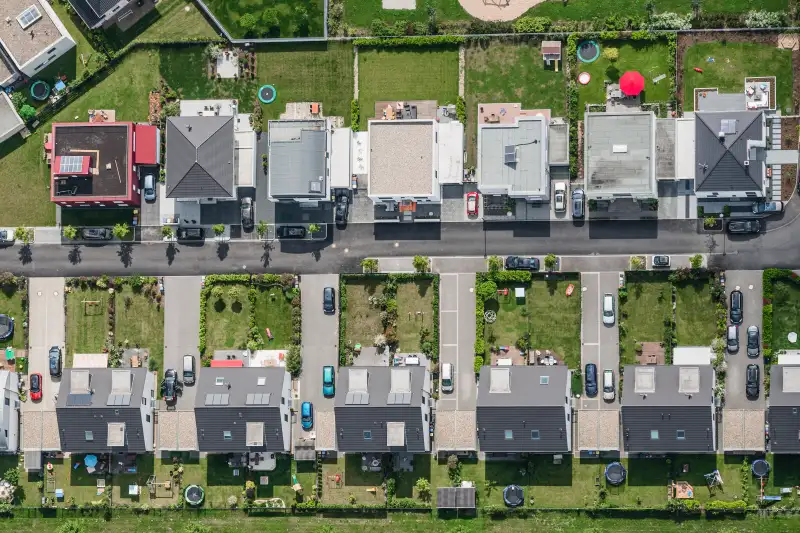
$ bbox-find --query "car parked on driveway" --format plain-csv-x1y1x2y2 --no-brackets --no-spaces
466,191,479,216
727,220,761,234
602,369,615,401
746,364,760,398
30,373,42,402
162,368,181,403
505,256,539,271
571,188,585,218
747,325,760,358
49,346,61,377
81,228,112,240
335,194,349,224
752,201,784,214
277,226,307,239
0,315,13,342
323,286,336,315
301,401,314,430
177,228,205,241
584,363,598,397
0,228,15,245
652,255,670,268
240,197,254,230
554,182,567,212
727,325,739,354
322,366,335,397
730,290,743,325
602,293,615,325
142,173,157,202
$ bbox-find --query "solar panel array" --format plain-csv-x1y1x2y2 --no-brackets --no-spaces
66,393,92,406
245,393,271,405
59,155,85,174
204,393,230,406
106,393,131,406
345,391,369,405
387,392,411,405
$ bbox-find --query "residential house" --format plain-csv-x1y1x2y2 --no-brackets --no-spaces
193,368,291,453
0,93,24,145
621,366,716,454
48,122,160,208
767,366,800,453
55,369,155,453
267,119,331,204
476,366,571,454
0,371,19,454
67,0,150,30
334,367,432,453
0,0,76,87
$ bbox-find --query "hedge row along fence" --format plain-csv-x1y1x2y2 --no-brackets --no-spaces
338,273,439,367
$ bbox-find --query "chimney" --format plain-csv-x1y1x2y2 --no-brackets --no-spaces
718,131,725,141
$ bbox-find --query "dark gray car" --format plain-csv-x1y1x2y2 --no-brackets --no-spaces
81,228,112,240
730,290,743,325
727,220,761,234
746,364,760,398
747,325,760,358
571,188,585,218
240,197,254,230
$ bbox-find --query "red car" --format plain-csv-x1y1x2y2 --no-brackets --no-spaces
30,373,42,402
466,191,479,216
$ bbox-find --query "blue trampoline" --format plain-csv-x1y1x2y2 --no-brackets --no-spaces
258,84,277,104
503,485,524,507
605,462,627,486
752,459,770,478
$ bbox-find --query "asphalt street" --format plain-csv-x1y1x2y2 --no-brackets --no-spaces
0,215,798,276
163,276,202,410
724,271,765,410
580,272,620,410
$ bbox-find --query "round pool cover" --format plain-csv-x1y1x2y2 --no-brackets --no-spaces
184,484,205,506
751,459,770,478
503,484,524,507
605,462,627,486
258,84,277,104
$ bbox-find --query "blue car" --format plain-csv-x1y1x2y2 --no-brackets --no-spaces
322,366,335,397
301,402,314,430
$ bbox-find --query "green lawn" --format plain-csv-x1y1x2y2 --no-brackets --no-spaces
111,455,156,503
114,284,164,376
204,284,251,354
771,280,800,350
484,277,582,368
675,281,717,346
66,287,111,368
253,286,294,349
203,0,325,38
395,280,435,352
321,455,429,505
575,39,673,110
205,454,296,507
526,0,786,19
683,42,794,112
619,280,672,365
0,285,26,350
465,40,566,162
358,47,459,130
343,279,384,348
342,0,469,29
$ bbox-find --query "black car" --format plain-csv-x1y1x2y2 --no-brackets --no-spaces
0,314,13,342
584,363,598,397
505,256,540,271
335,195,349,224
81,228,112,240
747,325,760,358
49,346,62,377
652,255,670,268
177,228,205,241
727,220,761,234
240,197,254,230
746,364,760,398
323,286,336,315
729,290,743,325
277,226,307,239
162,368,182,403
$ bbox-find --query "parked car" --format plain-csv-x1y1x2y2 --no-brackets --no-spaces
322,366,335,397
323,286,336,315
584,363,598,397
505,256,539,271
752,201,784,214
177,228,205,241
142,173,157,202
301,401,314,430
602,369,615,401
81,228,112,240
162,368,181,403
49,346,62,377
602,293,615,325
335,194,349,224
404,355,420,366
747,325,760,358
554,182,567,212
30,373,42,402
240,197,254,230
466,191,479,216
571,188,585,218
729,290,743,325
746,364,760,398
652,255,671,268
182,355,196,385
727,220,761,234
727,325,739,354
441,363,454,394
277,226,307,239
0,314,14,342
0,228,15,245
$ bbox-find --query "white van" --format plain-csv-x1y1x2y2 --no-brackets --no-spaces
603,369,615,401
183,355,196,386
441,363,454,394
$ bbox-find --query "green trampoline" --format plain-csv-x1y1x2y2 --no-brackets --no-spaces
577,41,601,63
30,81,50,101
258,85,277,104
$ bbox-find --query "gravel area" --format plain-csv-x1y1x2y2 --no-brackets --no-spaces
722,409,765,452
435,410,476,452
577,410,619,451
157,411,198,451
22,410,60,450
315,411,337,451
369,122,433,196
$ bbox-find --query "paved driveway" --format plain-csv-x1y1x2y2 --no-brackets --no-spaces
163,276,202,410
24,279,65,412
295,274,339,441
580,272,620,409
437,273,477,411
724,271,764,409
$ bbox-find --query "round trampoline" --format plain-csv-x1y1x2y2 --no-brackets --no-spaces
605,462,627,486
577,40,601,63
503,485,524,508
30,81,50,101
184,485,205,506
258,84,277,104
751,459,771,478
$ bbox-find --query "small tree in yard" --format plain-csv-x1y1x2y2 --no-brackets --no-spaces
18,105,36,122
361,258,379,273
415,478,431,502
211,285,224,301
238,13,258,34
256,220,268,239
62,225,78,240
285,344,302,377
227,285,242,303
487,255,503,272
477,280,498,301
212,224,225,237
161,226,174,239
689,254,703,269
112,223,130,240
602,47,619,63
544,253,557,271
413,255,430,273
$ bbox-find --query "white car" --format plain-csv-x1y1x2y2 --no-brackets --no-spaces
602,293,615,325
554,182,567,212
0,228,15,245
404,355,420,366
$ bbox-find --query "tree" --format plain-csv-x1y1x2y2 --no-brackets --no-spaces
477,280,498,301
308,223,321,234
487,255,503,272
227,285,242,302
18,104,36,122
211,285,224,301
644,0,656,18
261,7,281,30
62,225,78,240
703,216,717,228
630,256,644,270
361,258,379,273
602,47,619,63
722,205,731,217
9,92,25,110
544,253,558,271
14,227,32,245
161,226,174,239
112,223,130,240
689,254,703,269
204,43,223,60
474,355,484,373
212,224,225,237
412,255,430,273
285,344,302,377
256,220,268,239
238,13,258,34
415,477,431,502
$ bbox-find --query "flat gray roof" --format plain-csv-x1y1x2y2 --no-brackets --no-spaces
697,92,745,112
0,0,64,67
479,117,547,197
584,112,656,198
268,120,328,199
0,93,23,139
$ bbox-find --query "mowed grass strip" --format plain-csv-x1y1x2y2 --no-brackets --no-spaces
66,287,110,366
675,281,717,346
619,280,672,365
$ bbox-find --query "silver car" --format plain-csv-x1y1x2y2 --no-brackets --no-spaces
602,293,615,325
571,188,585,218
143,174,156,202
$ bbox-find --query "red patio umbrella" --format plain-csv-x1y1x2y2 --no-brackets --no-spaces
619,71,645,96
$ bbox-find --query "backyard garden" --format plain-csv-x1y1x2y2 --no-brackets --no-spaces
0,275,27,351
618,276,672,366
203,0,325,38
320,454,431,505
764,270,800,353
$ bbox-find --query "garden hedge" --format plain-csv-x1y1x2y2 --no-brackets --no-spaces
353,36,465,47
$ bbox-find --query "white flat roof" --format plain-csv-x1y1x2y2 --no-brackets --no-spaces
437,121,464,185
331,127,352,188
674,118,696,180
673,346,712,366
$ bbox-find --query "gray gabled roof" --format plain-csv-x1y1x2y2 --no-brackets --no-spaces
166,116,235,199
767,366,800,453
695,111,764,192
194,367,285,409
621,365,715,453
268,120,328,199
477,366,569,407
